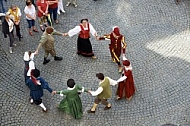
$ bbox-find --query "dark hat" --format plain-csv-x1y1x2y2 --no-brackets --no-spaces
67,79,75,88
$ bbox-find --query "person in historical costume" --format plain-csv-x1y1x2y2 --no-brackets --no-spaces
64,19,98,59
98,26,127,73
8,5,23,41
35,26,64,64
87,73,118,113
54,79,88,119
26,68,55,112
116,54,136,101
23,51,36,82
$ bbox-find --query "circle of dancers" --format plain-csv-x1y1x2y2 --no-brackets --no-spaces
1,0,136,120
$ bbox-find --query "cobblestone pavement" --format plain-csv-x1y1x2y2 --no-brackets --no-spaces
0,0,190,126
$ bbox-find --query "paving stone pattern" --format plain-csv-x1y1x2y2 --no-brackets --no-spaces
0,0,190,126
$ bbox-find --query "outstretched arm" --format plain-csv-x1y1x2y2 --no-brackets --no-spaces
107,77,118,86
64,26,81,37
89,87,103,96
35,35,47,54
97,34,111,40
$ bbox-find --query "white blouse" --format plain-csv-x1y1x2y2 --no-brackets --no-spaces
24,5,36,20
90,77,118,96
68,23,97,37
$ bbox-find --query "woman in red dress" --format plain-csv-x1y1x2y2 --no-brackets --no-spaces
116,54,136,101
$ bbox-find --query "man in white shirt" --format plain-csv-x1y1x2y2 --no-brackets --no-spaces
88,73,118,113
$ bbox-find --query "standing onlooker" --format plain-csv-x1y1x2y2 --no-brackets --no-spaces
54,79,88,119
64,19,98,59
116,54,136,101
24,0,39,36
48,0,59,24
66,0,77,7
87,73,118,113
26,68,56,112
2,12,15,53
8,5,23,41
36,0,49,31
0,0,6,25
98,26,127,73
0,0,6,13
57,0,65,15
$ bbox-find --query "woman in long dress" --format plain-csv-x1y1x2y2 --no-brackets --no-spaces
116,54,136,101
55,79,88,119
64,19,98,59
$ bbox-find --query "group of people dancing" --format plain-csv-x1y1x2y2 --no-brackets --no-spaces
0,0,136,120
23,16,136,119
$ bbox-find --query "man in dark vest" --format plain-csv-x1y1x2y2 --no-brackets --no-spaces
87,73,118,113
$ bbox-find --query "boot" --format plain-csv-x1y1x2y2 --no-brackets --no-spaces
43,58,50,65
54,56,63,61
9,47,13,54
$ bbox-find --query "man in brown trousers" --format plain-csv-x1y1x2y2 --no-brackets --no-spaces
36,27,64,64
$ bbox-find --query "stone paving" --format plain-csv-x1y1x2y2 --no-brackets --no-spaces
0,0,190,126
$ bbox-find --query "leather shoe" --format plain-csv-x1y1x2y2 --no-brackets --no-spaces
104,106,111,110
87,109,95,113
54,56,63,61
43,59,50,65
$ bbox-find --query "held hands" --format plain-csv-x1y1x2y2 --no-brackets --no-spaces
52,91,56,95
63,33,68,36
88,90,92,94
35,50,38,54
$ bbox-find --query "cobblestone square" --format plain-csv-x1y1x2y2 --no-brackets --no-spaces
0,0,190,126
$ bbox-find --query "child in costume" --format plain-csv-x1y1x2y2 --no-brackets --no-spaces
55,79,88,119
23,51,36,82
26,68,55,112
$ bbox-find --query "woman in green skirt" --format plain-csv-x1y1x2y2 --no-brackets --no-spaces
55,79,88,119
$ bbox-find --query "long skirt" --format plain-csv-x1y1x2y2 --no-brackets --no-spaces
116,80,135,99
77,37,94,57
58,95,83,119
